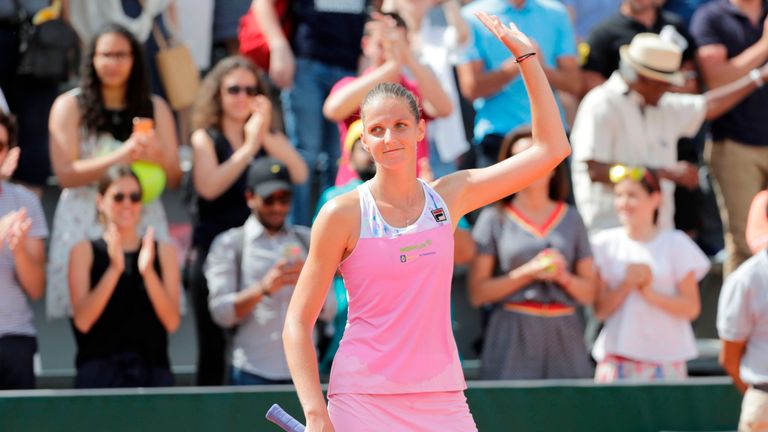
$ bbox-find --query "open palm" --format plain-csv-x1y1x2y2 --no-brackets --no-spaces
475,12,535,56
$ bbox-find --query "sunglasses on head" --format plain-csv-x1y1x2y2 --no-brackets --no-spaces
225,85,260,96
263,194,292,206
609,165,660,191
112,191,142,204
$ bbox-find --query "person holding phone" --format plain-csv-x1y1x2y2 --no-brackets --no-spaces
188,55,307,385
47,24,182,320
68,165,180,388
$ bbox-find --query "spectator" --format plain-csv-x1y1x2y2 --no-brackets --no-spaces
691,5,768,276
323,12,452,186
458,0,580,167
746,190,768,254
581,0,697,93
210,0,251,66
251,0,369,226
68,165,180,388
206,157,326,385
592,168,709,382
570,33,768,235
561,0,623,42
469,126,595,380
0,111,47,390
47,24,182,319
718,200,768,431
187,55,307,385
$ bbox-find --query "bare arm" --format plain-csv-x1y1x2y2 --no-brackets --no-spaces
453,228,476,266
456,59,519,101
443,0,469,46
322,62,402,122
49,93,135,188
402,46,453,118
284,196,358,430
189,129,259,201
468,254,537,307
13,237,46,301
439,15,570,218
640,270,701,321
151,96,182,188
585,160,699,190
558,257,596,306
581,70,607,95
697,18,768,90
141,241,181,332
68,241,122,333
703,63,768,120
262,132,309,183
253,0,295,88
543,56,582,96
720,339,748,394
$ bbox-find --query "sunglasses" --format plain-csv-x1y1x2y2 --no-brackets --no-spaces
225,85,260,96
111,191,142,204
609,165,660,191
263,194,292,206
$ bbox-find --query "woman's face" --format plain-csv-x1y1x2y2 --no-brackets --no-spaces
614,179,659,227
220,68,260,123
99,176,143,229
360,96,424,171
93,32,134,89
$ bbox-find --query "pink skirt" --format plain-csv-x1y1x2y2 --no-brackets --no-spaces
328,391,477,432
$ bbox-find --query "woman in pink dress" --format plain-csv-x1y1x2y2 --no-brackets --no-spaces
283,13,571,432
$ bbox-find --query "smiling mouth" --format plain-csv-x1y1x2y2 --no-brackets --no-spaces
383,148,404,153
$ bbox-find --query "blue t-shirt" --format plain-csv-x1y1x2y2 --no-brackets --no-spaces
460,0,577,142
690,0,768,146
292,0,368,71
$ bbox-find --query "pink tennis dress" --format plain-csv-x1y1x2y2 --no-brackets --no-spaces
327,180,477,431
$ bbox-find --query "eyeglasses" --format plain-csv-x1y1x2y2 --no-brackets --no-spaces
263,194,292,206
111,191,142,204
609,165,660,191
225,85,260,96
95,51,133,61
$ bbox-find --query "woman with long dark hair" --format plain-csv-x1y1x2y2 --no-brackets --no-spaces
47,24,181,320
69,165,180,388
188,55,306,385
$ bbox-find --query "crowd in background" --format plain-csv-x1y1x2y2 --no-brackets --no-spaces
0,2,767,425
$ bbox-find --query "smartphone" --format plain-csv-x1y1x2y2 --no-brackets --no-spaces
282,244,302,265
132,117,154,135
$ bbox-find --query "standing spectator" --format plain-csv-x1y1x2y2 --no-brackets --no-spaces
718,202,768,431
691,4,768,276
206,158,323,385
581,0,697,93
323,12,452,186
469,126,595,380
68,166,180,388
561,0,623,42
592,168,709,382
252,0,369,226
47,24,182,319
0,111,47,390
188,55,306,385
458,0,580,167
210,0,251,66
570,33,768,235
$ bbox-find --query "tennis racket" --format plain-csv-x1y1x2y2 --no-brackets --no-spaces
266,404,306,432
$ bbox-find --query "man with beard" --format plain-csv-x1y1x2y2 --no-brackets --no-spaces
205,157,332,385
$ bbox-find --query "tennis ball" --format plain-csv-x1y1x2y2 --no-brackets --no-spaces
131,161,166,203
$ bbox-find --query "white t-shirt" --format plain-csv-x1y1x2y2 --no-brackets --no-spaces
717,250,768,385
591,228,710,363
570,72,707,234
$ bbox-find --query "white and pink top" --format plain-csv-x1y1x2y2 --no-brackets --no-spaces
328,179,466,396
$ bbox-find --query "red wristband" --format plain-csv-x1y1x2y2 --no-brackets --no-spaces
515,52,537,64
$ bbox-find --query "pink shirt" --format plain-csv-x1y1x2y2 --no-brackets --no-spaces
327,180,465,395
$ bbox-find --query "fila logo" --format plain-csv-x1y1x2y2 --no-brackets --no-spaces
431,208,447,223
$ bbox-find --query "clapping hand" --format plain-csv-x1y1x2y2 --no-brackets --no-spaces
138,226,156,277
104,223,125,273
244,95,272,150
0,147,20,180
2,208,31,256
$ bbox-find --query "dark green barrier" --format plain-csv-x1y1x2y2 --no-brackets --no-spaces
0,378,741,432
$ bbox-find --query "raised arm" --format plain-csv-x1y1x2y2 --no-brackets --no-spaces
284,196,358,432
440,13,570,217
253,0,295,89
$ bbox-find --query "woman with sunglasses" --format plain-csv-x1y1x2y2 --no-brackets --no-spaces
469,126,595,380
68,165,180,388
591,166,710,382
284,14,570,431
188,55,307,385
47,24,182,321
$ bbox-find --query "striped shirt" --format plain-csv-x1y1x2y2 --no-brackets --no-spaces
0,182,48,337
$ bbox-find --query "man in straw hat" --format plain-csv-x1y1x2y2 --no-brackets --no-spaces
570,32,768,236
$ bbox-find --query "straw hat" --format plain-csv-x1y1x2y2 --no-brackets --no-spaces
619,33,685,86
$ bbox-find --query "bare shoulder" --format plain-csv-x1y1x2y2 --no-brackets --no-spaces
69,239,93,261
317,188,361,227
51,91,81,122
313,188,361,253
150,95,173,117
190,128,214,149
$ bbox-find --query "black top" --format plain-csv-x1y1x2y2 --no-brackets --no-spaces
291,0,368,71
72,238,169,369
583,10,697,79
192,128,264,250
691,0,768,146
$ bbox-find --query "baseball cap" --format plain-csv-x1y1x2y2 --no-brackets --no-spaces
246,157,292,197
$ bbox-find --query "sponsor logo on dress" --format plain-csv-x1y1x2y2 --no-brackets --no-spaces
431,208,447,223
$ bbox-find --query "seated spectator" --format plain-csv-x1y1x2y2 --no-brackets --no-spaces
592,168,709,382
0,111,47,390
746,190,768,254
206,158,331,385
323,12,452,186
469,126,595,380
47,24,182,320
68,166,180,388
718,199,768,431
188,55,307,386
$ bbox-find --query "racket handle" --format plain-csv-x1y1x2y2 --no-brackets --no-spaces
266,404,306,432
